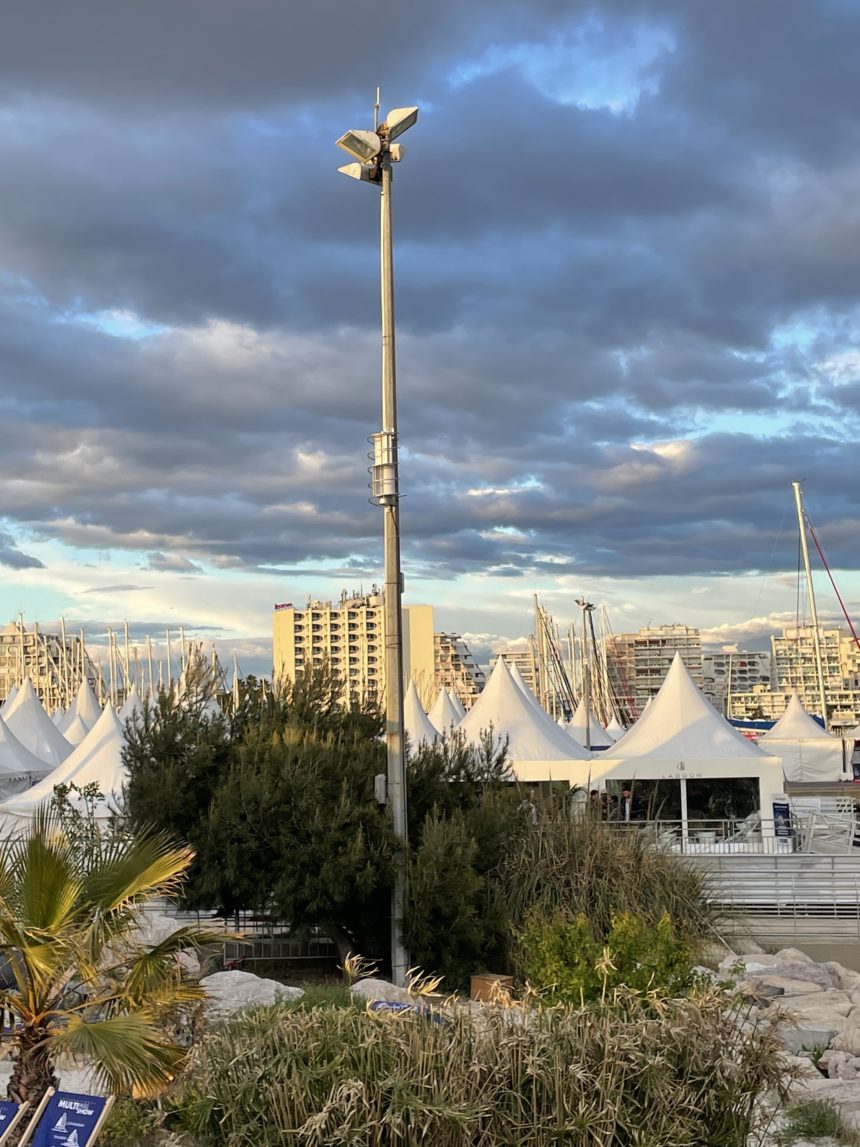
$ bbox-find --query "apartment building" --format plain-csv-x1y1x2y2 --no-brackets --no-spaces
0,620,98,709
434,633,486,709
606,625,703,719
702,648,773,714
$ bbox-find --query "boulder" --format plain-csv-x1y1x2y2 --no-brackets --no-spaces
763,962,841,990
776,1018,842,1055
823,962,860,993
784,1078,860,1130
719,952,789,975
350,977,413,1005
782,992,854,1018
773,948,816,965
832,1014,860,1056
129,910,205,976
821,1050,860,1080
200,970,303,1021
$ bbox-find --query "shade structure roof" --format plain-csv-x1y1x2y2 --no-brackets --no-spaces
457,657,591,764
404,680,439,749
0,718,52,779
759,694,846,783
567,700,615,749
2,679,72,766
0,704,127,825
606,715,627,739
448,690,466,721
63,713,91,747
1,685,18,712
73,678,102,727
118,684,143,723
762,694,831,741
427,688,461,733
608,653,769,762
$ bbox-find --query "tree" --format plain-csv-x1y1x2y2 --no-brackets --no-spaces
0,809,220,1110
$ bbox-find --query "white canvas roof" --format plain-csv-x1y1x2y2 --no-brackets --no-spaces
760,694,846,783
1,685,17,712
568,700,615,749
608,654,769,762
2,679,73,766
73,678,102,727
51,706,68,728
0,718,52,781
606,715,626,739
404,680,439,749
457,657,591,765
448,690,466,721
427,688,461,733
63,713,91,747
0,704,127,826
119,684,144,723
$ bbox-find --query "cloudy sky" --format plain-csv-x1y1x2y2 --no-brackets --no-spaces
0,0,858,677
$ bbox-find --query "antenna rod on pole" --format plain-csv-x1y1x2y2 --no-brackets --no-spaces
793,480,829,730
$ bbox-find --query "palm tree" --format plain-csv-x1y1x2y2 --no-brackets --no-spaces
0,808,223,1109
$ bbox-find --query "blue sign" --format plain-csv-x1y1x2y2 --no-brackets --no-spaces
0,1100,19,1128
31,1092,108,1147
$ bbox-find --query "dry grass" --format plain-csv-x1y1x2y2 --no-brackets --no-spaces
170,990,785,1146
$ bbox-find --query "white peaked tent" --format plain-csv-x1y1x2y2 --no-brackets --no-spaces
63,713,91,747
0,719,52,796
51,706,68,728
2,680,72,767
428,688,461,733
759,694,846,783
119,684,144,724
0,685,17,713
73,678,102,727
567,699,615,750
588,654,784,825
509,662,543,712
457,658,591,779
606,715,627,739
404,680,439,749
0,705,127,830
447,690,466,721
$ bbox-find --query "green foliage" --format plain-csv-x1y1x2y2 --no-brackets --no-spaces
501,799,714,943
778,1099,860,1145
101,1097,159,1145
168,992,786,1146
519,910,698,1004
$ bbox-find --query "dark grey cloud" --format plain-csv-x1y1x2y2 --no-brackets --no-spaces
0,1,857,591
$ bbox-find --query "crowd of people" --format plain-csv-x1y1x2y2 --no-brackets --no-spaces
588,785,644,821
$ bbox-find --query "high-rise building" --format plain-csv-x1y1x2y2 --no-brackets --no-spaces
0,621,98,709
273,592,442,707
491,648,538,696
434,633,485,709
729,625,860,726
702,647,773,714
606,625,703,718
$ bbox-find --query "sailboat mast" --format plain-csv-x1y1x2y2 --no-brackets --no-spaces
793,481,829,730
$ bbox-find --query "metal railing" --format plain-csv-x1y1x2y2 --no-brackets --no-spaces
605,814,859,856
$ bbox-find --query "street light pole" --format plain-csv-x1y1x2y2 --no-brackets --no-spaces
337,102,418,986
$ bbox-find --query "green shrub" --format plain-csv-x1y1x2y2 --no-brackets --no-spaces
500,801,714,943
168,993,785,1146
778,1099,860,1145
101,1097,158,1145
519,909,698,1003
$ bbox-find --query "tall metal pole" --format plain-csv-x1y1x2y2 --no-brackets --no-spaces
793,481,829,730
379,153,409,987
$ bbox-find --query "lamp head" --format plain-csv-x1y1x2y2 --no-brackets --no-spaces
338,162,380,183
336,129,382,163
383,106,419,141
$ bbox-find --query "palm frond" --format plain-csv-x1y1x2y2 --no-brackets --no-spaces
15,832,81,931
120,926,229,1006
49,1010,185,1097
82,834,193,913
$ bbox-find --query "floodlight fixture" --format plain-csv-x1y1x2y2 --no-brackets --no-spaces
388,143,406,163
383,106,419,141
336,129,382,163
337,162,379,183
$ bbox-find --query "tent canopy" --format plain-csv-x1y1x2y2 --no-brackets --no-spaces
428,688,461,733
457,658,591,766
760,693,846,783
568,700,614,749
2,680,73,766
404,680,439,750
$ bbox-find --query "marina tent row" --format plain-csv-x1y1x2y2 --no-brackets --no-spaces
0,703,128,834
758,694,848,783
404,680,440,749
457,657,591,774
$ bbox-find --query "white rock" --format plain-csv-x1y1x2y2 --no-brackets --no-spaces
832,1014,860,1056
350,977,413,1004
823,962,860,993
200,970,303,1021
132,910,202,976
783,992,854,1018
823,1050,860,1080
773,948,816,965
777,1019,842,1054
748,976,825,996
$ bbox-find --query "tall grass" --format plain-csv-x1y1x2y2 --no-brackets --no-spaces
170,992,784,1146
500,802,715,941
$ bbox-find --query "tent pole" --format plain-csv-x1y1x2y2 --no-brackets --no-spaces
680,778,689,851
